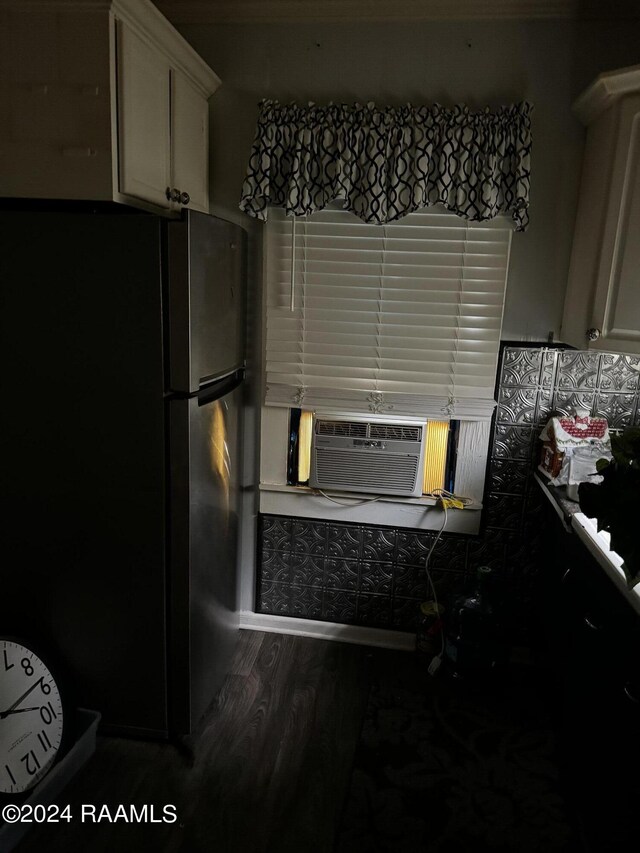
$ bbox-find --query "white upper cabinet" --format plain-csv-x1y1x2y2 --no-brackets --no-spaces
562,66,640,355
170,69,210,213
117,20,172,208
0,0,220,214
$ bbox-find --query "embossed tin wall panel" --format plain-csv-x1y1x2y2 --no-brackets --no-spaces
594,392,636,429
556,351,600,390
598,354,640,392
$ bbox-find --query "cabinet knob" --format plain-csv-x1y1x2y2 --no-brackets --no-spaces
166,187,180,203
586,327,601,341
180,191,190,206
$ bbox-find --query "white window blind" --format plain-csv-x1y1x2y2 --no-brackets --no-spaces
265,205,512,420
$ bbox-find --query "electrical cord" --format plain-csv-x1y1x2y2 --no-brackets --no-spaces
426,488,474,507
424,502,448,673
315,488,382,506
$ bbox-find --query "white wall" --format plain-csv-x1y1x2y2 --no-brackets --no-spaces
175,15,640,609
181,16,639,339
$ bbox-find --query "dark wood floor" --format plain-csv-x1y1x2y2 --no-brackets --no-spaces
14,631,373,853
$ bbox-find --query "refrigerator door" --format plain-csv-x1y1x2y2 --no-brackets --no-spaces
0,209,168,737
168,370,243,734
167,211,246,394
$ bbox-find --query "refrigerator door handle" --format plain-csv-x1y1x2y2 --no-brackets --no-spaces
198,368,244,406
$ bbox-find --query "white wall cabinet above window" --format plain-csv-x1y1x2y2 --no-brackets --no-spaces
0,0,220,214
562,65,640,355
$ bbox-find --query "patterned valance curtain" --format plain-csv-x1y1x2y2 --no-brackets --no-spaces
239,99,532,230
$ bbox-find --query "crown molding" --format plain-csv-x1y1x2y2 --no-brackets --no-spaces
154,0,580,25
573,64,640,124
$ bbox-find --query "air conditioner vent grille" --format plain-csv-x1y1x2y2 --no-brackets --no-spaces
316,420,422,442
314,449,420,496
316,420,367,438
369,424,422,442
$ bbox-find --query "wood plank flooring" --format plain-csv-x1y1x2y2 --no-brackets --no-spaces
13,631,373,853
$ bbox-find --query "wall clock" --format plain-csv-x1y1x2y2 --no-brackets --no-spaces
0,638,64,794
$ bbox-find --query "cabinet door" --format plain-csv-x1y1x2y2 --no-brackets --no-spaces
170,69,209,213
591,94,640,353
117,21,171,208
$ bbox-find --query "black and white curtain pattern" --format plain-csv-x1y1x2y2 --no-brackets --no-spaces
239,99,532,230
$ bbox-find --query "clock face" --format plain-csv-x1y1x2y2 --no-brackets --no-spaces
0,640,64,794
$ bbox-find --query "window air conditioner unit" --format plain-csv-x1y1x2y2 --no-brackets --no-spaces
309,416,426,497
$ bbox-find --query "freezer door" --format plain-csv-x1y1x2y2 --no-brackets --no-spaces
167,211,246,394
168,376,242,734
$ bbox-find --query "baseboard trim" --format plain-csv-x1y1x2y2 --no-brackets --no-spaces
239,611,416,651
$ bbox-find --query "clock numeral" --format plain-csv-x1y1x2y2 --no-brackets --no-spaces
40,701,58,726
20,750,41,776
37,730,52,752
5,764,16,785
40,679,51,696
3,650,14,671
21,658,34,677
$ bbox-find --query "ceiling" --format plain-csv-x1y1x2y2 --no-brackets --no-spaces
154,0,640,24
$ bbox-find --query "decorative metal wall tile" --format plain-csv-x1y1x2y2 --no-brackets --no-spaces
260,516,293,551
500,348,543,387
496,386,538,424
289,584,323,619
556,351,600,390
356,593,392,627
289,543,325,569
492,424,534,460
362,526,397,561
535,388,554,424
503,541,541,579
327,523,362,560
599,354,640,392
429,535,468,572
466,536,507,572
485,493,525,531
540,350,557,389
521,493,545,551
260,550,293,584
290,555,324,588
396,531,434,566
291,519,327,556
483,527,521,551
393,563,427,599
324,558,359,591
594,391,635,429
488,459,531,495
257,581,291,615
391,596,421,631
359,560,394,595
322,589,357,623
634,398,640,425
551,390,595,417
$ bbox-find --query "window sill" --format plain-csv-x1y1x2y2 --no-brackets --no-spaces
258,483,482,534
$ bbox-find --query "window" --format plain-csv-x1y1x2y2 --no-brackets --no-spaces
265,204,513,421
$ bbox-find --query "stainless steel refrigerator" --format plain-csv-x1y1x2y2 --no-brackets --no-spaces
0,205,246,738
